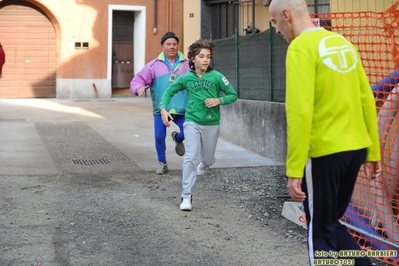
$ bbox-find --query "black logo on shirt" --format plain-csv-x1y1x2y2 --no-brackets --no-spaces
189,79,214,92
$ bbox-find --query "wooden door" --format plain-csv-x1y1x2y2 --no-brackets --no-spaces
112,11,134,93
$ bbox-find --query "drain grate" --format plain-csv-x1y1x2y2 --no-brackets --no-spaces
72,158,111,165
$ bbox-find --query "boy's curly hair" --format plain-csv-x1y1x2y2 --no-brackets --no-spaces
187,39,215,70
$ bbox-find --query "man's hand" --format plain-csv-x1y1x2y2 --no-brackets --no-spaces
204,98,220,108
137,85,150,97
363,161,382,180
287,177,306,202
160,108,173,127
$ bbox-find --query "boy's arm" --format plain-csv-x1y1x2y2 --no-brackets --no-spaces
218,73,238,105
159,76,185,127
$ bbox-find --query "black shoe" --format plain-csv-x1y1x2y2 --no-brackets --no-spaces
171,131,185,156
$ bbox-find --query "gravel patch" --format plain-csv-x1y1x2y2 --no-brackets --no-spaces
198,165,308,242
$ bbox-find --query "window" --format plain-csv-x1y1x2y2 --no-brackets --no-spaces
307,0,331,30
206,0,239,39
306,0,330,14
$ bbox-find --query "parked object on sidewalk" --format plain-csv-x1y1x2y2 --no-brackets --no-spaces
281,201,307,229
0,42,5,78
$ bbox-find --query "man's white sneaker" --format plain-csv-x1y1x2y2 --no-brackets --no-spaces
156,162,168,175
180,194,192,211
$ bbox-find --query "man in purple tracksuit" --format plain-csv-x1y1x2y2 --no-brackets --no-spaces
130,32,189,175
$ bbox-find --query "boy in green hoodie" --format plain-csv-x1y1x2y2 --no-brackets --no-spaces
160,39,238,211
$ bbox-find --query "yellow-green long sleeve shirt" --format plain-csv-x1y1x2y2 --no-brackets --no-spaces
285,28,381,178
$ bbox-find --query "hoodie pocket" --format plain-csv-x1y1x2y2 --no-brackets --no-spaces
204,107,219,123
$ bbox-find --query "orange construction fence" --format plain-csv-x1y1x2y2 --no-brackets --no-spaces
312,2,399,265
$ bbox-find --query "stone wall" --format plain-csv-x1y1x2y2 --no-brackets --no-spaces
220,99,287,163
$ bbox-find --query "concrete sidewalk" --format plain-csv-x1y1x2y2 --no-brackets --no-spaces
0,97,281,176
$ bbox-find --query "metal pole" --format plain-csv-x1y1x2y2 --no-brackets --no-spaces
252,0,255,30
340,220,399,250
268,21,273,101
154,0,158,33
235,27,240,97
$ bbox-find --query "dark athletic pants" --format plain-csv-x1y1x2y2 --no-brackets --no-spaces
302,148,373,266
154,114,185,164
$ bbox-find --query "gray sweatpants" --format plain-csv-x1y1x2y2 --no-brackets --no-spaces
181,121,220,195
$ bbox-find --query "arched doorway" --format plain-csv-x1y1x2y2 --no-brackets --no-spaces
0,3,56,98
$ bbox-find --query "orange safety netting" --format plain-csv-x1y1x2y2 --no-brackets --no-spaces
312,2,399,266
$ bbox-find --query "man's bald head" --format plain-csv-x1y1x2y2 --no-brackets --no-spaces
269,0,309,17
269,0,315,43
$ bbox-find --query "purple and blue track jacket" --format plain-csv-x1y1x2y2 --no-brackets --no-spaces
130,51,189,115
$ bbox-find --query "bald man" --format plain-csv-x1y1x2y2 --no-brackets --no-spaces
269,0,381,265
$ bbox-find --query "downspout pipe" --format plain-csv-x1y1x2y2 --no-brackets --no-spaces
252,0,255,30
154,0,158,33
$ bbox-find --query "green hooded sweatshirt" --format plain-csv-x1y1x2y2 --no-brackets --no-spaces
160,68,237,125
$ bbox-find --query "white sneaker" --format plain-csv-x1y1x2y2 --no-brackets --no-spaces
197,162,208,176
197,158,215,176
155,162,168,175
180,194,192,211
